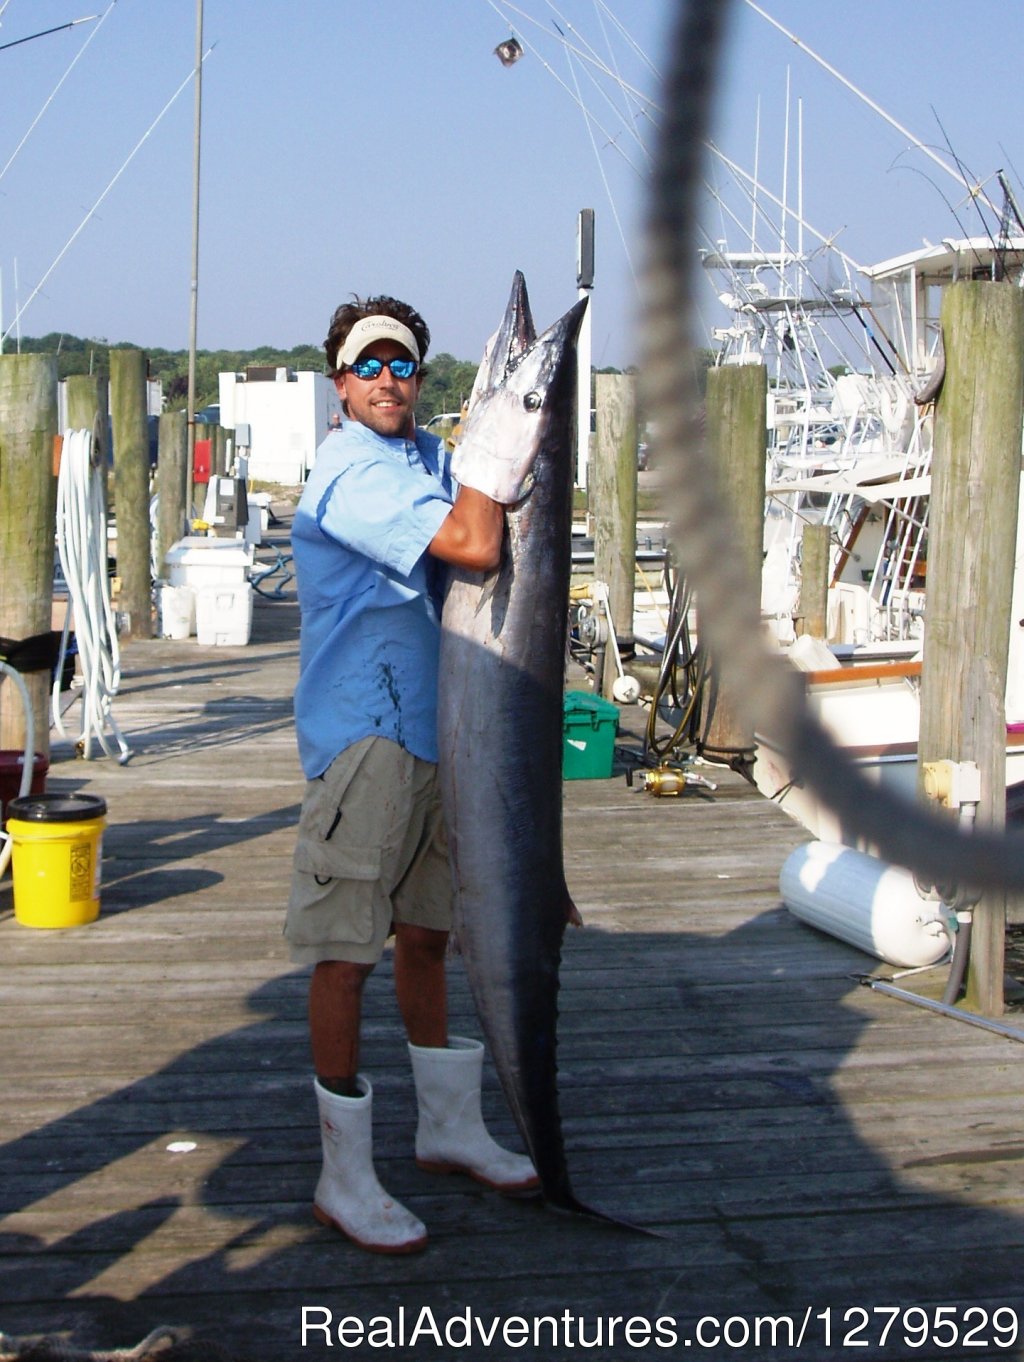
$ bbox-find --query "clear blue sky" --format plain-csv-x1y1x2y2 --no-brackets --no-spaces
1,1,1020,369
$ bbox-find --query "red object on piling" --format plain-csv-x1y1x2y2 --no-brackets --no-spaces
194,437,212,484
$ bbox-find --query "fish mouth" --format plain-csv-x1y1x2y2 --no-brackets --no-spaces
492,270,537,379
469,272,587,410
469,271,538,407
453,281,589,507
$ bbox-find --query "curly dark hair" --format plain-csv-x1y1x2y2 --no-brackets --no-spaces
324,295,431,378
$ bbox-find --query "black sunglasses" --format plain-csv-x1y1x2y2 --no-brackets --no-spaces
346,356,418,381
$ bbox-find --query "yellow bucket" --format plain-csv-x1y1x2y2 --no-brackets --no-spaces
7,793,107,929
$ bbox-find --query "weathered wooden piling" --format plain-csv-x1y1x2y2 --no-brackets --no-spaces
919,281,1024,1016
592,373,638,697
65,373,108,482
212,423,229,479
0,355,58,754
156,409,188,577
109,349,153,640
796,522,831,640
702,363,767,758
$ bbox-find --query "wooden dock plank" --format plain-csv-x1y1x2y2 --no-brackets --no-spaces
3,521,1024,1360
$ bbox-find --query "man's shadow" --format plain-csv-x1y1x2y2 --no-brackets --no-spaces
4,907,1024,1361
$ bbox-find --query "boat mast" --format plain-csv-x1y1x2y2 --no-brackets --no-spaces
186,0,204,498
576,207,594,489
750,95,760,252
780,67,790,286
797,97,804,281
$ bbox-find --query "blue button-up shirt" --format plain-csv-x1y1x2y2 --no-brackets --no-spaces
291,421,455,778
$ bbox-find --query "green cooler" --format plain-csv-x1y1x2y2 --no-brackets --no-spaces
562,690,619,780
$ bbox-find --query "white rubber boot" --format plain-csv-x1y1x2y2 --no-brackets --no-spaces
312,1076,428,1254
408,1036,540,1193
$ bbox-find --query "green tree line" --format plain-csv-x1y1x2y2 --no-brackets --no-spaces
12,332,715,421
13,333,323,410
13,333,508,422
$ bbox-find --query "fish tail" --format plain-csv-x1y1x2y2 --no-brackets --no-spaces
545,1188,665,1237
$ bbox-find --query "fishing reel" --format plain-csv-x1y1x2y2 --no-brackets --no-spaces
573,601,605,649
627,762,718,797
572,590,642,704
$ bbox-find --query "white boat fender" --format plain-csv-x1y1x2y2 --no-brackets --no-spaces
780,840,952,969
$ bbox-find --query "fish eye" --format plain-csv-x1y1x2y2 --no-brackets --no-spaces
523,391,542,412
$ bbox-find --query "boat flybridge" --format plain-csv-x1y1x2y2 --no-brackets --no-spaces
702,235,1024,653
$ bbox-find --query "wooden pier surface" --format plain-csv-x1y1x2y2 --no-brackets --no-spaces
3,519,1024,1361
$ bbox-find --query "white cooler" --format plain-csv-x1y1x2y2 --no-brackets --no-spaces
195,583,254,646
165,536,253,591
157,583,196,639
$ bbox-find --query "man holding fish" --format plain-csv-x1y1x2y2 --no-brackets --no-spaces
285,294,540,1255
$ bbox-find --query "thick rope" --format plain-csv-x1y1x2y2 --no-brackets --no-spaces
640,0,1024,893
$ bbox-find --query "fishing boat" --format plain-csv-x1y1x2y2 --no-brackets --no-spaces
739,233,1024,842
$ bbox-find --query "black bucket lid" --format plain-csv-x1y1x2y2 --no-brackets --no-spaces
7,792,107,822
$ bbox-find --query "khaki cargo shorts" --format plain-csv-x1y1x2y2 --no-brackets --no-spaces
285,736,453,965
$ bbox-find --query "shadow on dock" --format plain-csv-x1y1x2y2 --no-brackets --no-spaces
4,906,1024,1360
2,587,1024,1360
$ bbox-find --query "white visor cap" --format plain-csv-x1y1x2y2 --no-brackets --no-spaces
336,315,420,370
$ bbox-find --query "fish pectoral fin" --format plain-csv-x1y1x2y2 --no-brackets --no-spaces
473,568,502,617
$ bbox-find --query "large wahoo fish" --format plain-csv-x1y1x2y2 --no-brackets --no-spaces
438,274,617,1222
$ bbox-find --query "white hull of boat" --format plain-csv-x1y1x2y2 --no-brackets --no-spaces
753,663,1024,844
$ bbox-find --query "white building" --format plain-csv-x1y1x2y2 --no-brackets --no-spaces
218,367,342,484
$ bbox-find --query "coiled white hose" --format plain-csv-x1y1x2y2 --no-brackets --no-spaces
52,429,132,764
